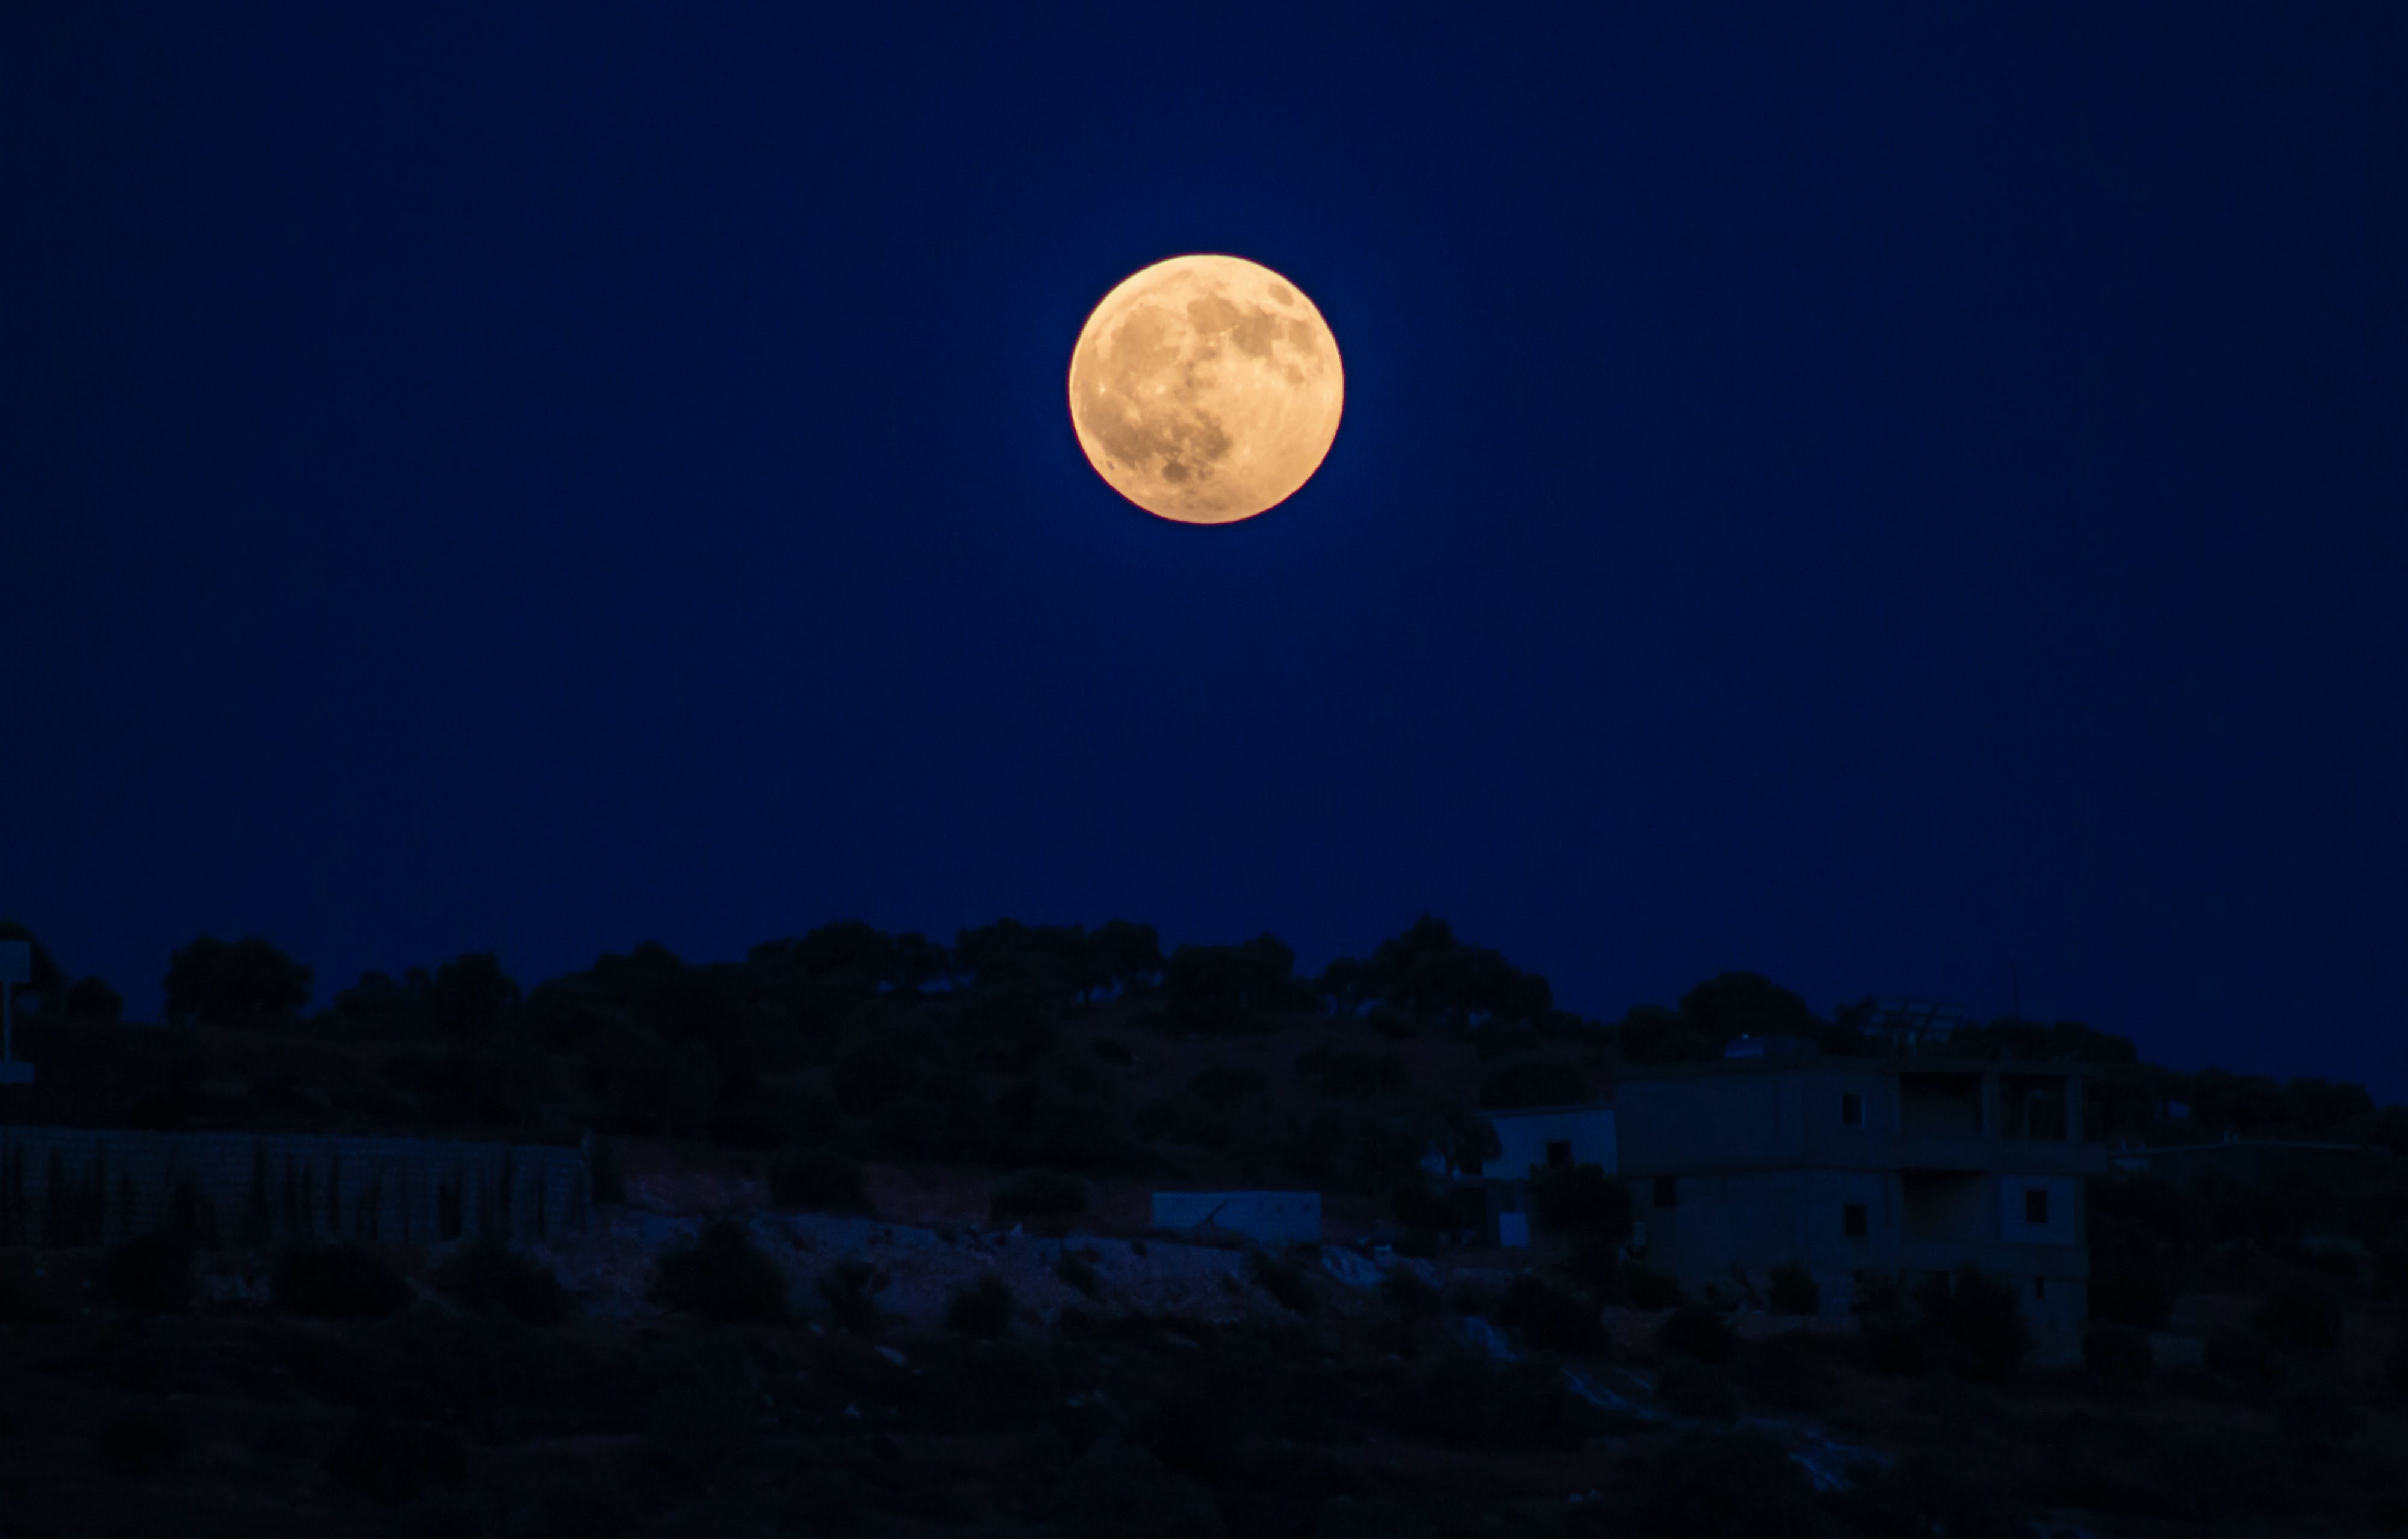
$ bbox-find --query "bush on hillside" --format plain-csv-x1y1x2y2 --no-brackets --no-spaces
1529,1163,1630,1240
1767,1263,1820,1316
1380,1266,1442,1317
2085,1322,2155,1385
436,1234,570,1325
1498,1273,1606,1354
2253,1282,2341,1352
93,1232,194,1314
816,1258,890,1334
991,1167,1088,1229
273,1242,411,1319
1054,1247,1103,1298
768,1145,872,1212
1250,1246,1320,1316
95,1407,187,1477
946,1274,1015,1337
1619,1262,1683,1309
1916,1266,2027,1384
652,1219,787,1323
324,1412,467,1506
1662,1303,1736,1365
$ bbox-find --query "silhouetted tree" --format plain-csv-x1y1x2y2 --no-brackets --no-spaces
1163,933,1308,1031
1091,919,1165,998
1677,971,1821,1049
161,935,312,1027
63,975,123,1020
329,967,432,1038
426,951,520,1041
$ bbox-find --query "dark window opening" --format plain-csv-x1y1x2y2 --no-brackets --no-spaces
1653,1175,1677,1208
1840,1093,1864,1128
2025,1188,2049,1225
1843,1203,1868,1238
2034,1276,2046,1301
1545,1140,1572,1170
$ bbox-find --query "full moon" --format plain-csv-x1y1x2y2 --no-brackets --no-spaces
1069,254,1344,524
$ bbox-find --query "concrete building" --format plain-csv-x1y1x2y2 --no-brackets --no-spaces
1480,1102,1619,1182
1618,1055,2105,1358
1418,1101,1617,1248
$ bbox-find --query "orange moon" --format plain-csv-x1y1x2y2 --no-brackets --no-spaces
1068,254,1344,524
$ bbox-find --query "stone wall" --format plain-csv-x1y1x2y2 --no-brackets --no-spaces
0,1125,589,1249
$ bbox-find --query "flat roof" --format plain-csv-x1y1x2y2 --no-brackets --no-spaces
1482,1101,1615,1119
1616,1055,2109,1081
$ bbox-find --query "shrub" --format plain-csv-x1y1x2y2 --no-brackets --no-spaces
1662,1303,1736,1365
1380,1267,1442,1317
2389,1339,2408,1398
1916,1265,2028,1384
95,1407,185,1476
93,1232,193,1314
1657,1362,1738,1420
946,1274,1015,1337
272,1242,411,1320
1498,1274,1606,1354
324,1412,467,1506
1619,1262,1683,1310
2085,1322,2155,1385
587,1135,626,1205
1393,1181,1454,1231
2253,1282,2341,1352
653,1219,787,1323
1054,1248,1103,1298
1250,1247,1319,1316
1448,1279,1500,1318
768,1146,872,1212
1766,1263,1820,1316
1529,1164,1630,1240
2205,1327,2280,1391
2089,1226,2174,1329
1637,1425,1822,1535
816,1257,889,1333
991,1168,1088,1227
437,1234,570,1325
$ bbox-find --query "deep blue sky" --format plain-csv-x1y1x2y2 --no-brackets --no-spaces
5,5,2403,1093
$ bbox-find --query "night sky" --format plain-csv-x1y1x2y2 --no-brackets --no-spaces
5,7,2403,1093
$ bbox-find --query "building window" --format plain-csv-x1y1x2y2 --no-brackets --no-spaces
1545,1140,1572,1170
1653,1175,1677,1208
1840,1092,1863,1128
2025,1187,2049,1225
2034,1276,2047,1302
1843,1203,1868,1238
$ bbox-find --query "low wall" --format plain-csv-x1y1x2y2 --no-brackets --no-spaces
1151,1190,1321,1246
0,1125,589,1249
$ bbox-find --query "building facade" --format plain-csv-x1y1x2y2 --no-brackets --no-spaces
1617,1057,2103,1357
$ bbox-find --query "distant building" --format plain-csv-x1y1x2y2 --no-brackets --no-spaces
1151,1190,1320,1246
2108,1137,2368,1185
1860,999,1970,1052
2111,1138,2371,1241
1420,1101,1618,1249
1480,1102,1618,1182
1618,1056,2103,1359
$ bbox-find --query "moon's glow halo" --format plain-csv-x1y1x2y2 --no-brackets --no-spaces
1069,254,1344,524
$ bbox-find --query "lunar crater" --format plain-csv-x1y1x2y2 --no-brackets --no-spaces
1069,254,1342,524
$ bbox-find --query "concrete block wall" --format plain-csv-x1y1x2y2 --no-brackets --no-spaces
0,1126,590,1249
1151,1190,1321,1246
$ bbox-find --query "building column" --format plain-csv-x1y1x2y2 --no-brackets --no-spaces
1979,1072,1999,1138
2064,1075,2085,1143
